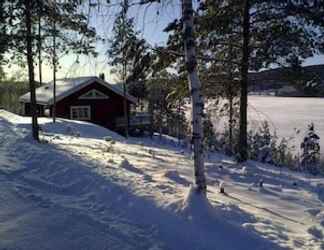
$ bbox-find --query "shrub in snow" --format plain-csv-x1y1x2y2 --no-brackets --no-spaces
257,145,272,163
219,181,225,194
300,123,320,175
307,226,323,239
120,159,131,169
259,179,264,188
241,166,248,176
104,136,113,142
107,158,115,164
105,141,115,153
148,149,155,158
203,113,217,151
248,121,273,164
246,122,298,170
53,135,61,140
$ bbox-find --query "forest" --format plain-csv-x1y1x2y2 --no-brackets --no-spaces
1,0,324,204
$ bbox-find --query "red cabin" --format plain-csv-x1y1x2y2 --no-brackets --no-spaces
19,76,141,131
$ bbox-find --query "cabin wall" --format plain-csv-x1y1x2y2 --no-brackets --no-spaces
54,81,130,129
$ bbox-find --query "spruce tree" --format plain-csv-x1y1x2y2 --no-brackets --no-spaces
301,123,320,175
107,0,152,137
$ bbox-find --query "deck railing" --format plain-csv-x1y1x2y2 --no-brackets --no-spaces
115,112,151,127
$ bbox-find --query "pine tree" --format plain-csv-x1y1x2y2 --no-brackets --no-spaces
107,0,152,137
301,123,320,174
1,0,97,140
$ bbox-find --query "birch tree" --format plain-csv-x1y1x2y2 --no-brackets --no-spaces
182,0,207,194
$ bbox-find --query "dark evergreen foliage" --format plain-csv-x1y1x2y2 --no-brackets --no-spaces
301,123,321,174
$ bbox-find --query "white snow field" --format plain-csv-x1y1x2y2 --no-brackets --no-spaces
248,96,324,156
1,110,324,250
207,96,324,158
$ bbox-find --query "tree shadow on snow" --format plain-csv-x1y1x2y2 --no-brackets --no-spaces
0,118,288,250
11,116,124,140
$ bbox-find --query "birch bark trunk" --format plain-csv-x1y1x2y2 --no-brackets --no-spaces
182,0,207,194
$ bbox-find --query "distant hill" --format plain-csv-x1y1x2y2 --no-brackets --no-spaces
248,64,324,96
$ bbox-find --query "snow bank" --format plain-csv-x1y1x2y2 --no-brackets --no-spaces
39,118,123,140
1,110,324,250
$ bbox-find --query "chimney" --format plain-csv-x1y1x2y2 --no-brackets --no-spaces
99,73,105,81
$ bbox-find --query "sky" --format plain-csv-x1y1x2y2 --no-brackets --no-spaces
4,1,324,83
32,1,180,83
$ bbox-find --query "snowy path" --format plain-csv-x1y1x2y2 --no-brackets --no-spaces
0,110,324,250
0,112,163,250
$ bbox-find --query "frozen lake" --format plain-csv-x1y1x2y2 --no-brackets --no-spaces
248,96,324,156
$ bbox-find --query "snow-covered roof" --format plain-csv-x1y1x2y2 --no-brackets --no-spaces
19,76,137,105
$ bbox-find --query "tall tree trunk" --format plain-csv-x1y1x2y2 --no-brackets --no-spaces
148,100,154,138
177,100,181,145
159,108,162,141
38,3,42,86
52,12,56,123
239,0,250,162
229,93,233,154
25,0,39,141
228,43,234,155
122,84,129,137
122,0,129,138
182,0,207,194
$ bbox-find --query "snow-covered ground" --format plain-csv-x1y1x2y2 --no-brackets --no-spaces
1,110,324,250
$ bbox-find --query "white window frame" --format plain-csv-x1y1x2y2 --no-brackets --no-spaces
70,106,91,120
78,89,109,100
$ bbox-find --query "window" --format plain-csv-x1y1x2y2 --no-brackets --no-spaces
70,106,91,120
79,89,109,100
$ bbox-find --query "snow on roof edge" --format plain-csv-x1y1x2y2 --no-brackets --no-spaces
19,76,137,105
